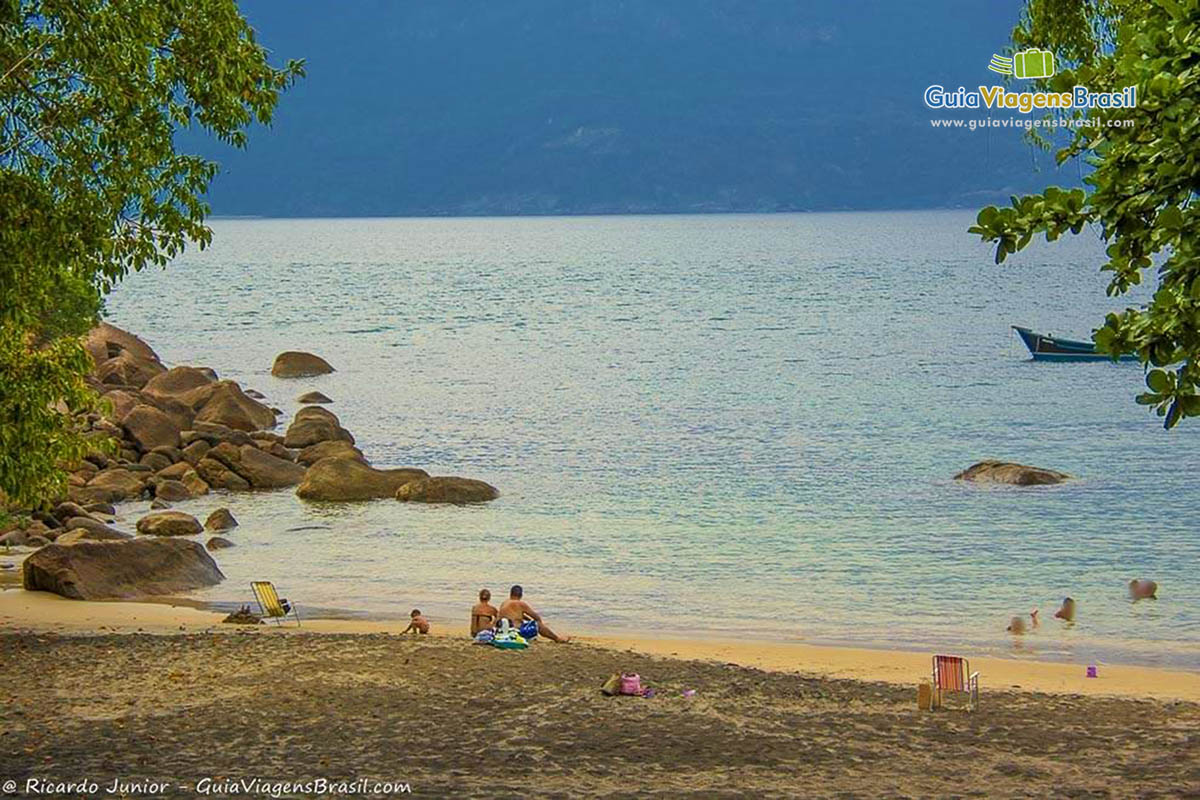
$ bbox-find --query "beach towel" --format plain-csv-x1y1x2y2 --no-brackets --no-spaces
474,629,495,644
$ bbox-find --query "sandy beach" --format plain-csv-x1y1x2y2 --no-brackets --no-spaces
1,590,1197,798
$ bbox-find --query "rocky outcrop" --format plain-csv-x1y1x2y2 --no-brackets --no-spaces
395,476,499,503
297,391,332,404
136,511,203,537
84,322,160,369
283,407,355,449
56,526,132,544
953,461,1072,486
190,381,276,432
121,404,181,451
205,508,238,531
142,365,216,401
95,350,166,389
296,439,365,467
23,538,224,600
271,351,335,378
194,457,251,492
204,442,305,489
296,458,428,502
82,469,147,503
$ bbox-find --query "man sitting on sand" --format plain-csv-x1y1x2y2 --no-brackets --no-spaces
403,609,430,634
498,585,569,643
471,589,498,636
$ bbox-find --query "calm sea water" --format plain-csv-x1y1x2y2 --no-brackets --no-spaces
105,211,1199,668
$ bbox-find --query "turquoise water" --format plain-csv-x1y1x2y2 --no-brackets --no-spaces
105,211,1199,668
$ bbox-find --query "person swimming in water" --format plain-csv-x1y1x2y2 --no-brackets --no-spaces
1054,597,1076,622
1129,579,1158,601
1006,608,1038,634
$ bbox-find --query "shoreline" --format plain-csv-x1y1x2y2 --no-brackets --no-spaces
4,589,1197,702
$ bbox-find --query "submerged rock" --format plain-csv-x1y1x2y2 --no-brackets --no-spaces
136,511,203,537
297,391,333,404
296,457,427,502
953,461,1071,486
271,351,335,378
395,476,499,504
206,536,236,551
205,508,238,531
23,538,224,600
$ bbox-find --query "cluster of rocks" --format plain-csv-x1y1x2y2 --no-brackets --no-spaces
4,322,500,601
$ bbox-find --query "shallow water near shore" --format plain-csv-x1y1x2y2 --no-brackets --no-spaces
105,211,1199,668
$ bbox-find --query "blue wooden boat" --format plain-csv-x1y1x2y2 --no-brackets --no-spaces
1012,326,1137,362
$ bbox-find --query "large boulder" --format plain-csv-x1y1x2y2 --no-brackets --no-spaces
206,442,305,489
396,476,500,504
85,469,147,502
62,517,128,540
56,526,132,545
296,439,366,467
153,479,192,502
205,508,238,531
283,407,355,449
84,323,161,370
23,538,224,600
95,351,166,389
271,351,335,378
142,365,216,401
99,389,141,422
121,404,181,451
194,457,251,492
136,511,203,537
192,381,276,432
296,458,428,502
953,461,1072,486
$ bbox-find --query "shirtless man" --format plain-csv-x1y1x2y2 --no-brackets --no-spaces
470,588,498,636
497,585,569,643
1129,579,1158,601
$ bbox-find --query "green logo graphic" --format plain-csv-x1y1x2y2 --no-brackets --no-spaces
987,49,1055,79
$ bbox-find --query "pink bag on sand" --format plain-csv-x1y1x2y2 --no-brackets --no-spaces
619,673,642,696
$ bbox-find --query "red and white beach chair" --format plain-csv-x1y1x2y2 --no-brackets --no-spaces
932,654,978,711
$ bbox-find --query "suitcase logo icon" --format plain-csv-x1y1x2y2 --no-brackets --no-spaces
987,49,1055,79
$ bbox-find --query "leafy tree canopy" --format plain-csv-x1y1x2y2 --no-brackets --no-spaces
970,0,1200,428
0,0,302,506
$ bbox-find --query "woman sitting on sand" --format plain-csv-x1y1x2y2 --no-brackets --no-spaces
470,589,498,636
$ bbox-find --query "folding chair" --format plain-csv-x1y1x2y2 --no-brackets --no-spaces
251,581,301,626
932,654,978,711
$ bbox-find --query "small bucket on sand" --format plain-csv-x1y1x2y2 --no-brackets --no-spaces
918,680,934,711
1086,665,1098,678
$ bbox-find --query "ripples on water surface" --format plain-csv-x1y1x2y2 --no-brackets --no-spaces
106,211,1199,668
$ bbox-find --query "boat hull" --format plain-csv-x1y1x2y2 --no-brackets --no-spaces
1012,326,1137,362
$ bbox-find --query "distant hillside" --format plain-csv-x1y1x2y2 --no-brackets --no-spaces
195,0,1078,217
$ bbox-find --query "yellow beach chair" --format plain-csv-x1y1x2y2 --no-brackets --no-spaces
251,581,301,626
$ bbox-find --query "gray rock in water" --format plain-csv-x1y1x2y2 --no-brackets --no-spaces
23,538,224,599
136,511,203,537
271,351,335,378
206,536,235,551
297,391,333,404
953,461,1071,486
396,476,500,504
149,498,172,510
296,458,427,502
205,508,238,531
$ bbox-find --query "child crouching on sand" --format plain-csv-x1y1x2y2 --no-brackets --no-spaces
403,609,430,634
